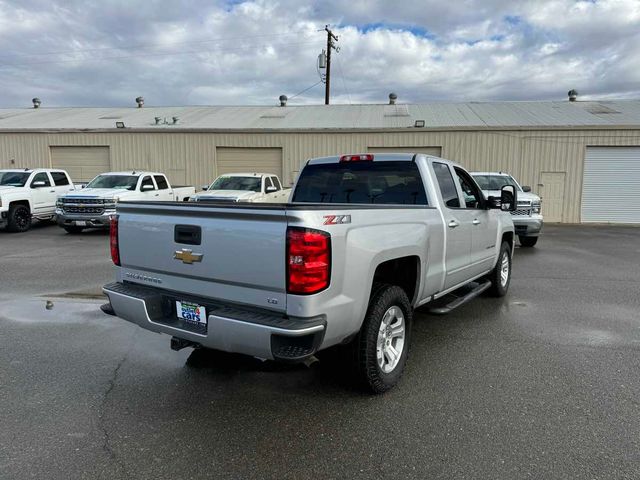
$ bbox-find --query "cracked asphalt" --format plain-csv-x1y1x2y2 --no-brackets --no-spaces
1,224,640,479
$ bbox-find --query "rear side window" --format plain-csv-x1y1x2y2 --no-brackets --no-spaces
292,161,428,205
154,175,169,190
433,162,460,208
51,172,70,186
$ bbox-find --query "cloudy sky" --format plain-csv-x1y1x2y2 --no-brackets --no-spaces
0,0,638,107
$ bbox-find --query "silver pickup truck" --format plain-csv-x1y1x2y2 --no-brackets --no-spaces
103,153,517,393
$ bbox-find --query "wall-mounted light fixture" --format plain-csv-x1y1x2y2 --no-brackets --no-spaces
115,121,125,128
414,120,425,128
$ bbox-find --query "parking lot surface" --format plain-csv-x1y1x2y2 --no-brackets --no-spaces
1,224,639,479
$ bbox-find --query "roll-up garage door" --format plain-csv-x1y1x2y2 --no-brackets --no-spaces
216,147,283,179
582,147,640,223
368,146,442,157
50,146,110,182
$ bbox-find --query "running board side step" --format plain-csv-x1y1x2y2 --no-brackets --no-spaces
427,280,492,315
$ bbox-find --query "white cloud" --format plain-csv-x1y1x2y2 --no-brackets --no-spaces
0,0,638,107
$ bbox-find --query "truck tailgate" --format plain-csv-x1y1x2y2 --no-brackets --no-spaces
116,202,288,312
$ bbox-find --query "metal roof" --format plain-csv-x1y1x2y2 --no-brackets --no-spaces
0,100,639,131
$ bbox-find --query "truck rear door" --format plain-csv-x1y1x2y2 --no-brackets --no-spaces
116,202,288,312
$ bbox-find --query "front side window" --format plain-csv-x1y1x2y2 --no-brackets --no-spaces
140,176,155,190
31,172,51,187
209,176,262,192
433,162,460,208
272,177,282,190
455,168,484,209
86,175,138,190
51,172,70,186
0,171,30,187
292,161,428,205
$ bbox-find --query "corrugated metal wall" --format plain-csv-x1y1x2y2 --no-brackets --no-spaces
0,129,639,223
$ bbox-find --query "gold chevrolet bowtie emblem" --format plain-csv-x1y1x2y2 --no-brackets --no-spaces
173,249,203,264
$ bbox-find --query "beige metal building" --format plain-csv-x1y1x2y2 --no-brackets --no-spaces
1,98,639,223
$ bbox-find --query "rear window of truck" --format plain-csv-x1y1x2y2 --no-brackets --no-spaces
292,161,428,205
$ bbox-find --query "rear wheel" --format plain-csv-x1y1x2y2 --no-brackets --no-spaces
7,204,31,232
488,241,512,297
519,235,538,247
352,284,412,394
64,226,84,234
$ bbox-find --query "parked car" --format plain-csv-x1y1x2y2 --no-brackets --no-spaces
471,172,542,247
189,173,291,203
102,153,517,393
56,171,196,233
0,168,77,232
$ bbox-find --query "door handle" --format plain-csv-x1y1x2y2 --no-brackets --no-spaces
154,193,159,197
49,190,56,193
448,220,460,228
472,219,481,225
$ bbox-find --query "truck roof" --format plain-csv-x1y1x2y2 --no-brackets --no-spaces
306,152,458,166
0,168,68,174
99,171,164,176
216,172,278,178
470,172,512,176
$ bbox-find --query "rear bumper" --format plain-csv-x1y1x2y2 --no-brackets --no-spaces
102,282,325,361
512,216,543,236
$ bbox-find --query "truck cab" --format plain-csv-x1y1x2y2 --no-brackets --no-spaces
0,168,75,232
190,173,291,203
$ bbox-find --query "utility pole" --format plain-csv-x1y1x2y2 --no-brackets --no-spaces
324,25,338,105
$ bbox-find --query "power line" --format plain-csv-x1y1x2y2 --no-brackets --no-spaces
288,81,323,100
335,52,352,105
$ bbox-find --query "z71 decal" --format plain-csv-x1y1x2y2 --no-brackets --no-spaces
323,214,352,225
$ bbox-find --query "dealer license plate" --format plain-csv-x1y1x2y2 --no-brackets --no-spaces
176,301,207,326
76,221,87,226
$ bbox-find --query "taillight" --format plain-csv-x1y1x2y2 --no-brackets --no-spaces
339,154,374,162
110,215,120,266
286,227,331,294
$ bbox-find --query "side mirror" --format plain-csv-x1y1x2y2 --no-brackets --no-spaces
140,184,154,192
500,185,517,212
31,180,46,188
522,185,532,192
265,186,277,193
201,185,209,191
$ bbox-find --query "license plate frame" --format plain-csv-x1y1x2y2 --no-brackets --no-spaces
176,300,207,328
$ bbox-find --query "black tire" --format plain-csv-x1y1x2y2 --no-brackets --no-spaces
488,241,512,297
64,226,84,234
519,236,538,247
7,204,31,232
352,284,412,394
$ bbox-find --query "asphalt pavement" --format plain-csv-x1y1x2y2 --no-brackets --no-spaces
1,223,639,479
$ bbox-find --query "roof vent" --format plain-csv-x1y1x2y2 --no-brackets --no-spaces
389,93,397,105
32,98,41,109
279,95,288,107
135,96,144,108
568,89,578,102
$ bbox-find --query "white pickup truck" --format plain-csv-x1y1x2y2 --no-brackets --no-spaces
56,171,195,233
189,173,291,203
0,168,77,232
471,172,543,247
102,153,517,393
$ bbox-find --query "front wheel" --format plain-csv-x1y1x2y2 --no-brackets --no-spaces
7,204,31,232
487,241,512,297
519,236,538,247
353,284,412,394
